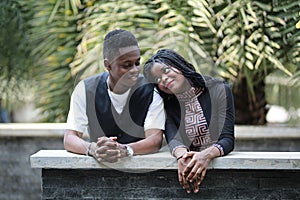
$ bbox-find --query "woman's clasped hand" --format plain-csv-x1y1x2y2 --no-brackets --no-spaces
177,146,217,193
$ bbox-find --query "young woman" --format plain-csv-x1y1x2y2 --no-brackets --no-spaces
143,49,235,193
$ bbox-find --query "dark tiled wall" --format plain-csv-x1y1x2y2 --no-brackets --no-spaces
42,169,300,200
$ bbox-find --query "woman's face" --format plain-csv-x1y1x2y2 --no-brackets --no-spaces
150,62,190,94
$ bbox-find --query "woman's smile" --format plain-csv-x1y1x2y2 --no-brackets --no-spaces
165,80,174,89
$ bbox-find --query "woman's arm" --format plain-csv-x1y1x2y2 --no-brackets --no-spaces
214,82,235,155
182,82,235,193
181,146,220,193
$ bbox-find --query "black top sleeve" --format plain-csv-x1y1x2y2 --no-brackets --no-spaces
164,97,190,154
212,83,235,155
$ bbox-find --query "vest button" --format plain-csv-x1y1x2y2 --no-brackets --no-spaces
118,134,122,138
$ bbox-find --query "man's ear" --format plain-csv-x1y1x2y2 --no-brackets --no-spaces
104,59,111,70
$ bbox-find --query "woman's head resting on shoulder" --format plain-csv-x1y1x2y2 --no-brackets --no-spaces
143,49,205,95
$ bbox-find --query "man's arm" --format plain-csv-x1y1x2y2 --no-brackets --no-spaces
122,89,165,155
64,130,122,162
64,81,92,155
126,129,163,155
64,129,93,155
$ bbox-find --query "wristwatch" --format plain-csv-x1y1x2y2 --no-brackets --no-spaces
124,145,134,157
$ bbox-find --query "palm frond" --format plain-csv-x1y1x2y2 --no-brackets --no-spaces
19,0,81,122
0,0,33,111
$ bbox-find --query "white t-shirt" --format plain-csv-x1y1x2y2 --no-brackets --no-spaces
66,80,166,135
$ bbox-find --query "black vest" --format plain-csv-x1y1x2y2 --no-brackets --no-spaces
85,72,154,143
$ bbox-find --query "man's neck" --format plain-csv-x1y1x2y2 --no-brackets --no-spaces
107,77,130,94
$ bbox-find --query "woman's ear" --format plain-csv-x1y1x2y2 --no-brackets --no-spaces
104,59,111,70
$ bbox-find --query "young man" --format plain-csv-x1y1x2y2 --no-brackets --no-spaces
64,29,165,163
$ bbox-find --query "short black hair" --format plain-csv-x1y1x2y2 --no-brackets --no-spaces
103,29,139,61
143,49,205,88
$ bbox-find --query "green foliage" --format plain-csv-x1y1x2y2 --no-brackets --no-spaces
71,0,214,83
4,0,300,123
191,0,299,101
14,0,81,122
0,0,33,111
70,0,154,80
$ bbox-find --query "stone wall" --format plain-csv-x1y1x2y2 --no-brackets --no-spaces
234,126,300,152
0,124,299,200
32,150,300,200
0,124,65,200
0,136,63,200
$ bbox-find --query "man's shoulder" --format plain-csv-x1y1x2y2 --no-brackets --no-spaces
83,72,107,85
82,72,108,93
130,75,154,98
84,72,107,82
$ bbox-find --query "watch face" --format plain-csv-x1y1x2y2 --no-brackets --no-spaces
126,145,134,156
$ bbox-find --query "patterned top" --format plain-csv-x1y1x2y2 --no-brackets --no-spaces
177,87,214,151
163,76,234,156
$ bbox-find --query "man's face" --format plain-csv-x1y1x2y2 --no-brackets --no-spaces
105,48,141,93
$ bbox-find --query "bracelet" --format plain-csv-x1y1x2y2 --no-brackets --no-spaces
176,155,184,161
124,145,134,157
172,145,189,157
213,143,224,156
86,143,92,156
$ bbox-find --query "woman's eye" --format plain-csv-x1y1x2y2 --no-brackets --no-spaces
163,67,170,74
155,77,161,84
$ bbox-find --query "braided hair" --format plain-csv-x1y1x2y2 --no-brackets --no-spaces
143,49,206,89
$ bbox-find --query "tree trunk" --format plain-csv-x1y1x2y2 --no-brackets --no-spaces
233,76,267,125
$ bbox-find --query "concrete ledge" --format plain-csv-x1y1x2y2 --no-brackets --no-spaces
30,150,300,171
0,123,66,137
235,125,300,139
1,123,299,139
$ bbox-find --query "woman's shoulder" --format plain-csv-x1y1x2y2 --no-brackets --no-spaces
202,75,232,99
203,75,231,89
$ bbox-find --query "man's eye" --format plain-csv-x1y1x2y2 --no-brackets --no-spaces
123,63,132,68
135,61,140,66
